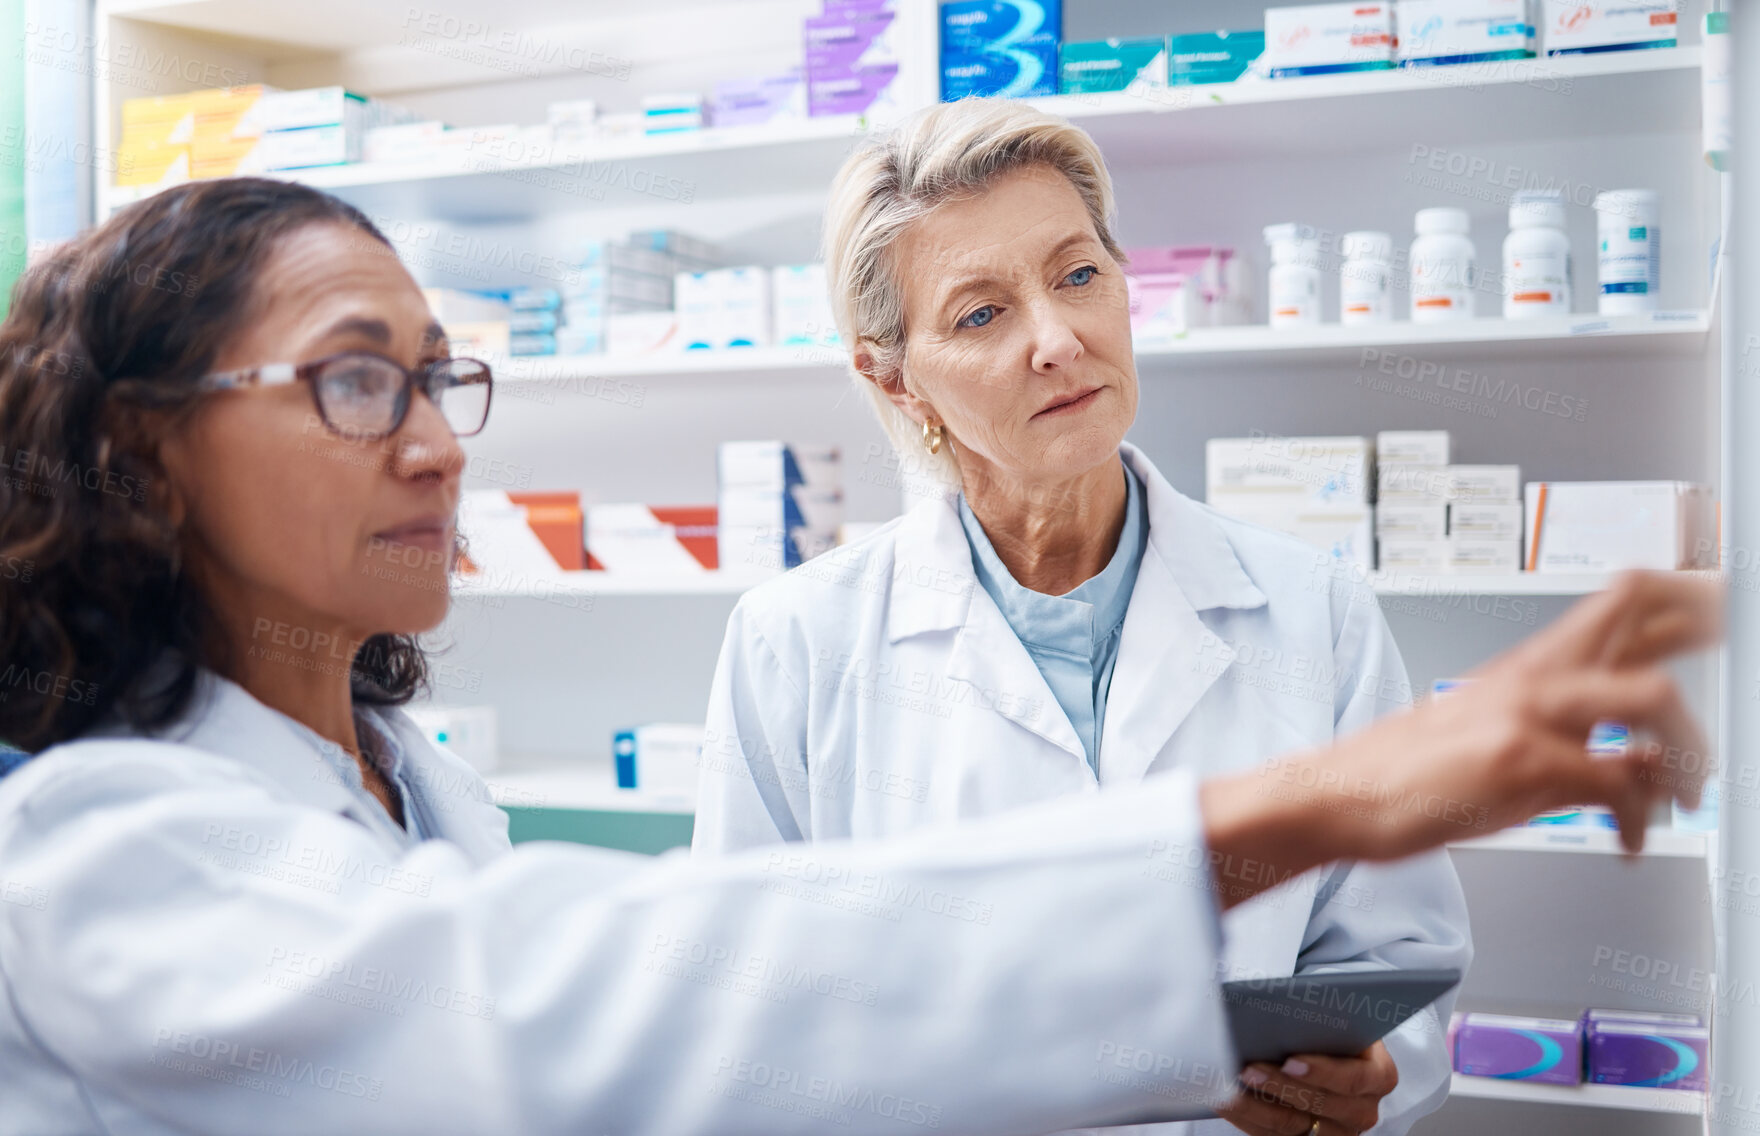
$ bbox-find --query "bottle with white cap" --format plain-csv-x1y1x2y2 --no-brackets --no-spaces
1339,231,1393,325
1409,207,1476,322
1594,189,1660,315
1262,222,1322,328
1502,190,1572,320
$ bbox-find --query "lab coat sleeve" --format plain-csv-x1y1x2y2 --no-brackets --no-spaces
1295,594,1472,1135
692,599,814,853
0,746,1240,1136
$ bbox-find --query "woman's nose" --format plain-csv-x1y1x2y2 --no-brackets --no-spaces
1028,301,1084,373
391,392,467,482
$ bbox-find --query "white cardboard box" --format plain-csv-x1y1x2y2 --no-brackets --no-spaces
1375,430,1450,468
1213,501,1374,568
1449,538,1522,574
1206,434,1373,506
1450,501,1524,541
1378,537,1449,572
1376,502,1448,540
1525,481,1716,572
1543,0,1677,56
1445,465,1522,503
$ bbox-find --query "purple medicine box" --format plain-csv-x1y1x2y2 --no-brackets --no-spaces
807,64,899,117
804,10,896,71
1584,1012,1709,1091
1454,1013,1582,1085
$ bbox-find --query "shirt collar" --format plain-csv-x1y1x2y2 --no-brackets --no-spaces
955,457,1146,658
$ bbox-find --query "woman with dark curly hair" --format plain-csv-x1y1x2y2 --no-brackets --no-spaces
0,176,1719,1136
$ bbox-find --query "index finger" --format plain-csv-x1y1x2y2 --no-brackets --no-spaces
1521,572,1723,670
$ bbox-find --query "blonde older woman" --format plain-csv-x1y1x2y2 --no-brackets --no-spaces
694,101,1471,1136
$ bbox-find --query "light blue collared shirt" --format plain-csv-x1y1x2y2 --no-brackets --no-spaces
281,710,433,848
957,458,1148,773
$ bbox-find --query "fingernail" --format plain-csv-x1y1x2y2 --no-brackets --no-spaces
1282,1058,1311,1077
1240,1067,1269,1087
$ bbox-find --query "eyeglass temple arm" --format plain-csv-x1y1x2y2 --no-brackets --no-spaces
197,363,300,392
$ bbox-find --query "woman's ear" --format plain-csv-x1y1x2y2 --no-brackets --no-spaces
854,341,936,427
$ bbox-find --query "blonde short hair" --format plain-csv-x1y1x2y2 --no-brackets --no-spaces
822,99,1124,491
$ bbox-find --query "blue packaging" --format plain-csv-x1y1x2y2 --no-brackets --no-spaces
940,0,1061,99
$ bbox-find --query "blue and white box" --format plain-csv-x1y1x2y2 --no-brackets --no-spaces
940,0,1062,99
613,723,704,802
1397,0,1535,67
1263,2,1396,77
1543,0,1677,56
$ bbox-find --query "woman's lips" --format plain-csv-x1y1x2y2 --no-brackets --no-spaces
374,520,453,555
1034,387,1103,419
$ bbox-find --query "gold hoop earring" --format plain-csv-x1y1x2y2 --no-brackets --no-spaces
922,421,944,455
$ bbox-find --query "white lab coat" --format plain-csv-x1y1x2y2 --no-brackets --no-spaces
694,443,1473,1136
0,670,1253,1136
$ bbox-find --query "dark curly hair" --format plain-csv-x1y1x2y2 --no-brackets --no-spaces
0,177,433,754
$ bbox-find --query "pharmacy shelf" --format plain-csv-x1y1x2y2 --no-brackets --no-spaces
1369,572,1612,597
1451,826,1708,858
454,571,767,598
453,569,1645,602
1029,47,1702,164
1448,1074,1704,1116
489,314,1710,386
486,764,694,816
95,49,1700,221
99,113,871,222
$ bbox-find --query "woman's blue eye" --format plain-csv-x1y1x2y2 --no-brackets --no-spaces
1066,265,1097,286
960,306,995,329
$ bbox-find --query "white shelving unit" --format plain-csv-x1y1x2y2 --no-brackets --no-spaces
83,2,1732,1133
1448,1074,1705,1116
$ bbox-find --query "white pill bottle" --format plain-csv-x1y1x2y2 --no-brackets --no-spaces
1594,189,1660,314
1339,230,1393,325
1409,207,1476,322
1263,222,1322,328
1502,189,1572,320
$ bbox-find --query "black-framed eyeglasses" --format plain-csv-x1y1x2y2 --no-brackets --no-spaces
197,351,493,441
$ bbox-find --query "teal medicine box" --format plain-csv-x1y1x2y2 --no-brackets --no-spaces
1058,37,1167,94
1166,29,1265,85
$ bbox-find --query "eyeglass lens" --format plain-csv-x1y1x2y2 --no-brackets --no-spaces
313,355,490,439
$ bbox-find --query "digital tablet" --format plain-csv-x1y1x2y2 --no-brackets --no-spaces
1224,968,1463,1066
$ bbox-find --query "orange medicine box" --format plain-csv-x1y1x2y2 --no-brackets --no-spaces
507,492,584,571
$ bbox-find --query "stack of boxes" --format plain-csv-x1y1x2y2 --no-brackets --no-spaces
941,0,1062,99
1205,434,1375,568
1376,431,1523,574
1452,1008,1708,1091
710,72,807,128
718,442,843,573
116,86,416,187
805,0,901,118
772,264,843,348
557,230,721,357
1125,245,1251,346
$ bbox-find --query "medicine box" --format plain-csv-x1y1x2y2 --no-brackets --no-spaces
507,491,584,570
405,706,499,774
1396,0,1535,67
1524,481,1716,572
806,9,898,71
1165,30,1265,85
808,65,902,117
1378,465,1451,503
1207,435,1373,505
1454,1013,1582,1084
1263,3,1396,78
941,0,1061,99
605,311,681,356
1543,0,1677,56
1445,465,1521,503
1448,501,1523,541
586,504,718,573
1585,1018,1709,1090
1213,502,1374,568
1377,538,1448,573
1376,429,1450,467
362,121,446,164
1058,38,1167,94
772,265,841,348
1448,538,1521,574
1376,503,1447,540
613,723,705,802
719,441,842,492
